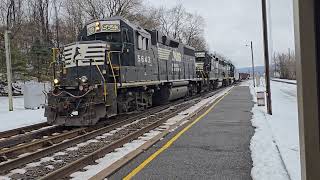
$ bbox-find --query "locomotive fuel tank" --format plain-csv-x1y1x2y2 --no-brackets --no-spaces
153,81,189,104
167,86,188,101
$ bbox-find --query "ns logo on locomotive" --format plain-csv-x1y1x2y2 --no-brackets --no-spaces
45,16,236,126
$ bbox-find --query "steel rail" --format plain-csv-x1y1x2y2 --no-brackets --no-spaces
0,122,48,139
0,125,66,149
0,127,86,161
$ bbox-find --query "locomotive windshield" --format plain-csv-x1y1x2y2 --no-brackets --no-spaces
87,32,121,42
195,52,206,62
87,20,121,35
78,20,123,42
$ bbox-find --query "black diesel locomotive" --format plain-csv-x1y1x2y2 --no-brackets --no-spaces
45,16,236,126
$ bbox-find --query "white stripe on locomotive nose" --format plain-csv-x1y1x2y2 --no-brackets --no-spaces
63,42,107,68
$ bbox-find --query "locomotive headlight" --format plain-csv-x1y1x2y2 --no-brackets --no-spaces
95,22,100,31
80,76,88,83
53,78,59,84
79,85,84,91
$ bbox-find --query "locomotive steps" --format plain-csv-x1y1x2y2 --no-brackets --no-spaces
0,86,234,179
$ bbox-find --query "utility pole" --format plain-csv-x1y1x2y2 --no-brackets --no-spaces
5,30,13,111
246,41,256,87
288,48,291,60
261,0,272,115
250,41,255,87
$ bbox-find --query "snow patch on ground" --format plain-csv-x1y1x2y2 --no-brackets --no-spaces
0,96,46,132
247,79,301,180
26,156,55,168
0,156,56,179
0,168,27,179
70,130,162,180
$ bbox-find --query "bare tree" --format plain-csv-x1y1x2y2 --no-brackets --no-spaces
0,0,24,35
170,4,185,40
53,0,60,47
272,51,296,79
181,13,206,49
155,4,186,40
106,0,141,17
62,0,86,42
81,0,142,19
127,6,161,30
151,4,207,50
37,0,50,44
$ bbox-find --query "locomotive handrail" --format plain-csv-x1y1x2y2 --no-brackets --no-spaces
92,58,108,102
107,51,118,97
51,89,92,98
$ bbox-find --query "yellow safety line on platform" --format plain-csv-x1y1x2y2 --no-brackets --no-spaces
123,88,233,180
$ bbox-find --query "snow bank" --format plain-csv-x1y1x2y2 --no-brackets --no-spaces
0,96,46,132
265,81,300,180
247,78,301,180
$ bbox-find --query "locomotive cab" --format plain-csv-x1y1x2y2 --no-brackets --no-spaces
195,51,212,78
195,51,220,90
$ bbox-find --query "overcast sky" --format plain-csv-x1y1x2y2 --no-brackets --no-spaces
146,0,295,68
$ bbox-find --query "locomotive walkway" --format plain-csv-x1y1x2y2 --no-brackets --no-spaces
109,86,254,180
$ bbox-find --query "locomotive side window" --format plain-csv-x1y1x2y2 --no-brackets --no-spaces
137,34,149,50
143,38,147,50
122,29,129,43
138,35,143,49
146,38,149,49
184,47,195,56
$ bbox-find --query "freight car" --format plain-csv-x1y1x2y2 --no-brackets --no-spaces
239,73,250,80
45,16,235,126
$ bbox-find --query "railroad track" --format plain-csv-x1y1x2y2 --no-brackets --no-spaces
0,125,70,150
0,122,50,140
0,87,228,179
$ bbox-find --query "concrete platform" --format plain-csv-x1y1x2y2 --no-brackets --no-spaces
109,86,254,180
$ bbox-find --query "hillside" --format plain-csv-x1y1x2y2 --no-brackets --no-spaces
237,66,265,75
